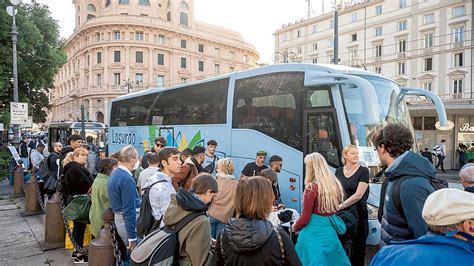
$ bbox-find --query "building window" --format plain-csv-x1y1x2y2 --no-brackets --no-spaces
139,0,150,6
136,51,143,63
119,0,129,4
349,50,357,65
167,11,171,21
181,39,187,49
374,66,382,73
297,29,303,38
398,20,407,31
157,35,165,44
87,4,96,12
328,39,334,47
398,39,407,53
215,64,220,74
424,116,436,130
312,57,318,64
198,44,204,53
215,48,220,56
114,51,121,63
413,116,422,130
135,73,144,84
351,33,357,42
87,55,90,66
282,34,288,42
296,46,302,54
156,75,165,88
181,57,187,68
106,0,111,7
399,0,407,8
312,25,317,33
198,61,204,72
330,19,334,29
423,14,434,25
180,12,188,26
113,31,121,40
375,5,383,15
351,13,357,22
243,55,248,63
181,78,188,84
453,26,465,43
424,57,433,71
180,2,189,9
375,44,382,58
96,74,102,86
157,53,164,65
95,33,101,42
135,31,144,41
374,26,383,36
229,51,235,59
397,62,406,75
424,33,433,48
454,53,463,67
422,82,432,91
97,52,102,64
453,6,465,17
311,42,318,51
113,73,121,85
453,79,463,97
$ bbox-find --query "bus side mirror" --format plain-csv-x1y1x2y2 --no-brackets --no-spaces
399,87,448,128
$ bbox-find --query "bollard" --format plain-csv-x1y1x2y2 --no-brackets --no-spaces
88,209,117,266
24,173,41,216
40,192,65,250
12,165,24,197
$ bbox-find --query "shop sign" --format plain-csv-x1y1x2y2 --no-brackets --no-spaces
459,123,474,132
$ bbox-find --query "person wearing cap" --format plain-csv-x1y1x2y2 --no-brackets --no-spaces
240,150,268,179
371,189,474,265
459,163,474,193
269,155,283,206
172,146,205,191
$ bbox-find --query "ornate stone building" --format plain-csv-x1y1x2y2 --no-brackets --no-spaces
49,0,259,124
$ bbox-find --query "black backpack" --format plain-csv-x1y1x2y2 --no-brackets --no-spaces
131,211,205,266
136,180,167,239
202,155,218,174
392,175,448,220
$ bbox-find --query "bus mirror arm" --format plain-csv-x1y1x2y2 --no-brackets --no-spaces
400,87,448,127
304,71,381,126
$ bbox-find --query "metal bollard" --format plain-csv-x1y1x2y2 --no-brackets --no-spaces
41,192,65,250
88,209,117,266
12,165,24,197
24,173,41,216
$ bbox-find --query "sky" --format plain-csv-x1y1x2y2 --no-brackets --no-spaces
35,0,330,64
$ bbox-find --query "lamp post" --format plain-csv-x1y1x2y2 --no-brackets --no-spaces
272,49,297,64
333,1,342,64
6,0,21,145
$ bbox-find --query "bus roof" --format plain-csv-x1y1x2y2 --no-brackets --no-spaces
48,122,107,129
112,63,390,102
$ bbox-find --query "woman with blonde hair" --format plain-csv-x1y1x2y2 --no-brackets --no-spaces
335,145,369,266
292,152,350,265
208,158,238,238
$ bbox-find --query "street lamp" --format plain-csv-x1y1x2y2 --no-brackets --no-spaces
6,0,22,145
272,49,297,64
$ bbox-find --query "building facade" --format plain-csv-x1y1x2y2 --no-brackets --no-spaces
274,0,473,169
49,0,259,125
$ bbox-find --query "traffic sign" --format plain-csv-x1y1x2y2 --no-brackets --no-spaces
10,102,28,124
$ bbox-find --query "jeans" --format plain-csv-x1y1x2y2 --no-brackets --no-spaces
436,155,445,172
209,215,226,239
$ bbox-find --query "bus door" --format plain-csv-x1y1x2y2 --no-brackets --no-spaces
303,87,343,169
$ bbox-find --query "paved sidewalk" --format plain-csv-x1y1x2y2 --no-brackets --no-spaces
0,179,73,266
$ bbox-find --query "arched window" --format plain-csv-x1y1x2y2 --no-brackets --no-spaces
87,4,96,12
105,0,111,7
180,12,188,26
180,2,188,10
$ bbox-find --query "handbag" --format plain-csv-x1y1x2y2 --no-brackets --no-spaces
63,194,91,224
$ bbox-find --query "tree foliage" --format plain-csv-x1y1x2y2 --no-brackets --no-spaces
0,2,66,125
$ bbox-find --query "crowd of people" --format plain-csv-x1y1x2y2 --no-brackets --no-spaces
18,122,474,265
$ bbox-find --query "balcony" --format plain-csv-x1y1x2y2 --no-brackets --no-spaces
452,42,464,49
396,52,406,59
422,47,433,54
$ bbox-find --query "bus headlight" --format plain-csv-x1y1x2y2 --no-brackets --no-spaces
367,203,379,220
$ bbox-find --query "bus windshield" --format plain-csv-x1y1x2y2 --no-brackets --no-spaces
341,75,414,167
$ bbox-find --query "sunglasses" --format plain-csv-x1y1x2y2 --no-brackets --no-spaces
155,143,163,147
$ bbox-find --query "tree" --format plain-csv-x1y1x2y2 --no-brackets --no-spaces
0,2,66,125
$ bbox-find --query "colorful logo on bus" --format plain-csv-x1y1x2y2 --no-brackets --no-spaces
145,126,204,151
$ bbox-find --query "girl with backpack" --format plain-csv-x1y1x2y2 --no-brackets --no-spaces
162,173,217,266
215,176,301,265
292,152,350,266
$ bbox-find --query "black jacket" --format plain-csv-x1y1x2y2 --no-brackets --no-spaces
215,217,301,266
63,161,93,203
